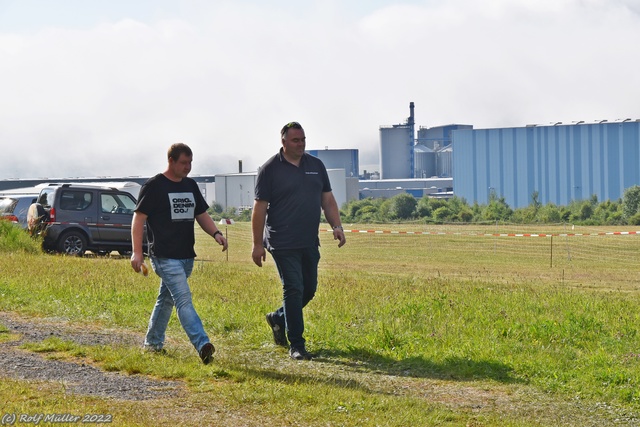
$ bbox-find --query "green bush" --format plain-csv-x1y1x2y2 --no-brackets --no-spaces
0,221,41,253
622,185,640,218
628,212,640,225
389,193,417,220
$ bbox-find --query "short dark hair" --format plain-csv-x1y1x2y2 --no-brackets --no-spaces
168,143,192,161
281,121,303,138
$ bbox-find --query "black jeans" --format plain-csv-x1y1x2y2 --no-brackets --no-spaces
270,247,321,348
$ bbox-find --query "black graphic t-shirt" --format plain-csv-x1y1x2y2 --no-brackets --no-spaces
135,173,208,259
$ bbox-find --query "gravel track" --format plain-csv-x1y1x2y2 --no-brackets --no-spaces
0,312,183,401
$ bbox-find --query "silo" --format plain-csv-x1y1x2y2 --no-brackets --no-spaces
436,145,453,177
379,102,415,179
417,124,473,149
414,144,436,178
380,125,412,179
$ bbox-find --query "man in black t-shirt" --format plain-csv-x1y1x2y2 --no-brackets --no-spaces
251,122,346,360
131,143,227,365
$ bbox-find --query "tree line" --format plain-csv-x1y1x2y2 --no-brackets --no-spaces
209,185,640,226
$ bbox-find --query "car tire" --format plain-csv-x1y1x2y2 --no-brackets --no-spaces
26,203,49,236
57,230,87,256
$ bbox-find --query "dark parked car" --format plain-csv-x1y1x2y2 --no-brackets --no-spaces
27,183,143,256
0,193,38,228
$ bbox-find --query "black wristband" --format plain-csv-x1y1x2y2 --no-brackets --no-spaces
213,230,223,239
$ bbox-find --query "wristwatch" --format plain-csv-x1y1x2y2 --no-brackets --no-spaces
332,225,343,231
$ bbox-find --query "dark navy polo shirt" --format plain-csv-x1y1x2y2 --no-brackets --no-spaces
255,149,332,251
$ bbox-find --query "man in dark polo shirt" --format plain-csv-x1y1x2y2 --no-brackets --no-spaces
251,121,346,360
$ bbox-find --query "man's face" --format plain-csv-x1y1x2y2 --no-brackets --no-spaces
282,128,306,159
169,153,192,179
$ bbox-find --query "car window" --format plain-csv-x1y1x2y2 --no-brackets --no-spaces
101,193,136,214
59,191,93,211
37,188,55,208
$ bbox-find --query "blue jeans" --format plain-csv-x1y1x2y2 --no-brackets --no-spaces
144,257,210,353
270,247,320,348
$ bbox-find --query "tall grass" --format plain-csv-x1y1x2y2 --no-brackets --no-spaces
0,221,40,253
1,222,639,426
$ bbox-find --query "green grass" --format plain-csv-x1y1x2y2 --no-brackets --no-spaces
0,220,40,253
1,222,639,425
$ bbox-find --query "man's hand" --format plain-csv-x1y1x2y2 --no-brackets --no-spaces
130,252,145,273
252,245,266,267
333,228,346,248
214,233,228,251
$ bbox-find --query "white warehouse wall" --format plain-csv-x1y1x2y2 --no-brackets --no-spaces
214,169,356,211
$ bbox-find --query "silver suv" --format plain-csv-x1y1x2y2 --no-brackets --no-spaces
27,183,142,256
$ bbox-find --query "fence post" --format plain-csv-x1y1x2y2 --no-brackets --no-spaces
550,235,553,268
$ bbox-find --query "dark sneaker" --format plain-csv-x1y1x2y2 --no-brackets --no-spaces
289,346,313,361
266,312,288,347
199,342,215,365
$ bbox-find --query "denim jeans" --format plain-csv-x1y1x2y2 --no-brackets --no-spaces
144,257,210,353
270,247,320,348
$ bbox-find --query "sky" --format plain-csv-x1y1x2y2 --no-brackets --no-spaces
1,0,639,180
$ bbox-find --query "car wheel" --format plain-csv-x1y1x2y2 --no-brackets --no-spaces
26,203,49,236
57,230,87,256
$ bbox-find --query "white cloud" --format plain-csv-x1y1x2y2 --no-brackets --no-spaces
1,0,639,179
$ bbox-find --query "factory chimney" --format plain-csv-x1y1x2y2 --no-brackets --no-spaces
409,102,415,177
409,102,415,126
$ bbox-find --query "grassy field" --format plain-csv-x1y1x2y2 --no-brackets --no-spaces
1,222,640,426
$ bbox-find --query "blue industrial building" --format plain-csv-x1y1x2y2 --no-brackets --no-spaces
307,148,359,178
453,120,640,208
417,124,472,150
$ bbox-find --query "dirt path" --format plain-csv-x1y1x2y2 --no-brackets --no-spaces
0,312,182,401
